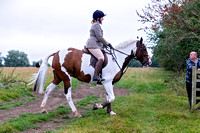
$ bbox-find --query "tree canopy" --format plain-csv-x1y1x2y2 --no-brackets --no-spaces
138,0,200,72
0,53,3,67
3,50,30,67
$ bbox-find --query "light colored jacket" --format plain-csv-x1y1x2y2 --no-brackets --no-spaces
86,22,109,50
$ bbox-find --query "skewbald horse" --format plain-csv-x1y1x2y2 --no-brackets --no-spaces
32,37,151,117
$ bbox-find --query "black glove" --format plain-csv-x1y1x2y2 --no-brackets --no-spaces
108,43,114,49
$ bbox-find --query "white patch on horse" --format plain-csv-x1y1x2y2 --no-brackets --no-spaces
59,49,72,78
80,54,94,81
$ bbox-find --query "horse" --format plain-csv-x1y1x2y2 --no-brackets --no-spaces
31,37,151,117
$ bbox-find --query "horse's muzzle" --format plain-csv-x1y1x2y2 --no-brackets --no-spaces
142,59,152,67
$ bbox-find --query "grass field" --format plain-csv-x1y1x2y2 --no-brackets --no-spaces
1,67,200,132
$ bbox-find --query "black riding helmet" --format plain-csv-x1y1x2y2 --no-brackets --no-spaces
93,10,106,22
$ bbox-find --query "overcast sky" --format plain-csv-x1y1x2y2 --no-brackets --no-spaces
0,0,151,64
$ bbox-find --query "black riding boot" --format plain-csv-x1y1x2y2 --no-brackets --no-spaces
93,59,105,82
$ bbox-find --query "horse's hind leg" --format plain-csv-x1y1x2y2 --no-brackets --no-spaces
41,71,61,113
63,78,82,118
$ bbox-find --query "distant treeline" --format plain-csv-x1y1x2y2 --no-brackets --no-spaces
0,50,40,67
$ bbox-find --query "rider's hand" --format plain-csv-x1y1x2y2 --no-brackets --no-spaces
108,44,114,49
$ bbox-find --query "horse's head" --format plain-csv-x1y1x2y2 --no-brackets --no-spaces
135,37,152,67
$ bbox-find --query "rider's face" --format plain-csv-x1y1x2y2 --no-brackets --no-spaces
99,17,104,23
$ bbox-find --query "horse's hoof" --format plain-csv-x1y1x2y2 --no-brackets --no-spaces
41,110,48,114
74,114,82,118
92,103,103,110
110,111,116,116
92,103,98,110
74,111,82,118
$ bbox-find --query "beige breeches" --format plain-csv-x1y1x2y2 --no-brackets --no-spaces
88,49,104,61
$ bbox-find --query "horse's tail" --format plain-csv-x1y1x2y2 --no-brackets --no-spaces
31,53,55,94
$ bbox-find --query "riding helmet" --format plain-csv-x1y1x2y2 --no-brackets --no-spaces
93,10,106,20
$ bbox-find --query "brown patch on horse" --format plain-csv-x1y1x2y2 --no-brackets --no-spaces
112,50,135,84
63,48,91,83
112,71,123,84
52,52,71,88
51,49,91,84
82,47,108,68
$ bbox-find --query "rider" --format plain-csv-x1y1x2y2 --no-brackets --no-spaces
86,10,113,82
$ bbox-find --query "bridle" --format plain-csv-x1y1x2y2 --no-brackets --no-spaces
137,41,149,66
138,41,149,57
105,40,149,75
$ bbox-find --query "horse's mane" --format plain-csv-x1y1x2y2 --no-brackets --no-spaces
114,40,137,50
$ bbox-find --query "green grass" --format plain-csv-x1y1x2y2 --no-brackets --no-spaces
76,95,100,106
0,106,70,132
0,97,36,110
115,68,175,93
0,88,34,101
1,67,197,132
57,93,200,133
50,67,200,133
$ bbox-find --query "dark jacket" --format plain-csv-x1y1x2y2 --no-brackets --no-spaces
186,58,200,83
86,22,109,50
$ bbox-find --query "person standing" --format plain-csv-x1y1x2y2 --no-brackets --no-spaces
186,52,200,109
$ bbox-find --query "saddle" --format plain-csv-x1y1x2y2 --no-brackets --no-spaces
82,46,108,69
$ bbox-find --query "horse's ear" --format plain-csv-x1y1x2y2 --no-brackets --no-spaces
140,37,143,44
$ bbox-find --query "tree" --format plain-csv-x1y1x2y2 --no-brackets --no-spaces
137,0,200,72
0,52,3,67
150,55,159,67
128,59,142,67
3,50,30,67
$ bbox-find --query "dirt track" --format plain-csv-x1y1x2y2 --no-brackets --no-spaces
0,83,133,132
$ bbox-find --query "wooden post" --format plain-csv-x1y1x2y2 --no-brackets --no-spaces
191,66,196,111
191,66,200,111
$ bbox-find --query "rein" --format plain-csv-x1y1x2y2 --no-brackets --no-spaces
105,46,136,75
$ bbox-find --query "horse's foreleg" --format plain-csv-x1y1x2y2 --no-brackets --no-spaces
103,95,116,116
101,101,111,113
64,81,82,118
41,83,57,113
104,82,116,116
93,82,116,116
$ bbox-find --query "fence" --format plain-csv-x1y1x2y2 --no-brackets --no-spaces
191,66,200,111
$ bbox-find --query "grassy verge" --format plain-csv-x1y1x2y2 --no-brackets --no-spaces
1,67,195,132
0,95,102,133
57,93,200,133
0,106,71,132
50,67,200,133
0,97,36,110
115,68,175,93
